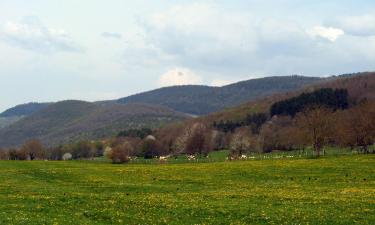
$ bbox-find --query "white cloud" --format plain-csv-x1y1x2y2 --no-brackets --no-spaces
328,15,375,37
307,26,344,42
256,19,314,57
140,3,258,73
132,2,375,78
126,2,375,79
158,68,202,87
2,1,375,112
101,32,123,39
0,16,83,53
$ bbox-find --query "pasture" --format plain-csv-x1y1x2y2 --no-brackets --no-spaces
0,155,374,224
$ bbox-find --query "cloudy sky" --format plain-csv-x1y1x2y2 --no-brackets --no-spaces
1,0,375,111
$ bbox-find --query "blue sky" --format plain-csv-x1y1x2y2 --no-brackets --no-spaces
1,0,375,111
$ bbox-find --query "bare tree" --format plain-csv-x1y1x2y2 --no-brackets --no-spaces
109,141,133,164
296,105,334,157
140,136,163,159
0,149,8,160
259,116,297,152
229,127,258,158
335,101,375,153
20,139,46,160
185,123,208,155
173,123,213,156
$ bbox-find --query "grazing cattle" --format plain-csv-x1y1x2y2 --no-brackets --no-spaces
187,155,196,161
159,155,171,161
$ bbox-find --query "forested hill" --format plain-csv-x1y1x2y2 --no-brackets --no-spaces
0,102,52,117
0,100,189,148
0,103,53,129
202,72,375,123
0,76,322,132
117,76,323,115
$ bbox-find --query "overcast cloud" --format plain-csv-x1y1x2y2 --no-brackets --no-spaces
0,0,374,111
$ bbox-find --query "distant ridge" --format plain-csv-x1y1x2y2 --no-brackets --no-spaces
1,75,323,120
203,72,375,123
0,101,188,147
0,102,52,117
3,73,366,148
117,76,323,115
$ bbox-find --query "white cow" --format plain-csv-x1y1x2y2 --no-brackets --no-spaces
187,155,196,161
159,156,168,161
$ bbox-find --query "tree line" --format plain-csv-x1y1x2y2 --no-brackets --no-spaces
0,88,374,163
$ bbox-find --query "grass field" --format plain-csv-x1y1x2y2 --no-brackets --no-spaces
0,155,374,224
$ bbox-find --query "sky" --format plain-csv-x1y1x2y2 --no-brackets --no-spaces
0,0,375,111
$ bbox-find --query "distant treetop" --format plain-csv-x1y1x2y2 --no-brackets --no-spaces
270,88,349,117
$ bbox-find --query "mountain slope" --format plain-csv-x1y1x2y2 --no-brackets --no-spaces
0,116,23,129
205,72,375,123
1,75,322,121
0,102,52,117
154,72,375,141
0,100,189,147
117,76,323,115
0,102,52,129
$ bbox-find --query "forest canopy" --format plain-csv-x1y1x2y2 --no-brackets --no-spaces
270,88,349,117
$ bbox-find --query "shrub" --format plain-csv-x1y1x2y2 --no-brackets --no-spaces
103,147,113,159
62,153,73,161
109,142,133,164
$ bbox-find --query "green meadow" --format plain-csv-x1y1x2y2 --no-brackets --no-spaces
0,155,374,224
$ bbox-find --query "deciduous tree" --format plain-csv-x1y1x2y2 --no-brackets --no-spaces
109,141,133,164
335,101,375,153
229,127,258,157
296,106,334,157
20,139,46,160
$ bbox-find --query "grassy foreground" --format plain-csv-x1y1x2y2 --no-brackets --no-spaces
0,155,374,224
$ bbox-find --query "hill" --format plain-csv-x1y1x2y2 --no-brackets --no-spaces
203,72,375,123
0,76,322,129
0,100,188,148
0,116,23,129
0,102,52,129
0,102,52,117
117,76,323,115
132,72,375,161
